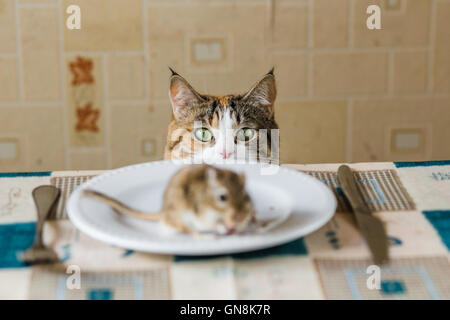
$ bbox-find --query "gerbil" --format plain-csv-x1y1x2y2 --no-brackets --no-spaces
82,164,256,236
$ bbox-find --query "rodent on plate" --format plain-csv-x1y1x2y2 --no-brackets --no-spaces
83,164,256,236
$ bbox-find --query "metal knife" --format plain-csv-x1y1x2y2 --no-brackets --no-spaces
337,165,389,265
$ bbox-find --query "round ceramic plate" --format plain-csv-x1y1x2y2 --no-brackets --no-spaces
67,161,336,255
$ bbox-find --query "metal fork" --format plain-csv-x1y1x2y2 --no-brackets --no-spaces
20,185,61,265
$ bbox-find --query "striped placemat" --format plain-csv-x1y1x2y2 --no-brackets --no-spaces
50,175,96,220
48,169,415,220
301,170,415,213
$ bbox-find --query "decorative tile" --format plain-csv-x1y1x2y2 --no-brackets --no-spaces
147,2,268,99
66,55,104,147
0,137,19,162
62,0,143,51
187,35,231,72
390,127,426,155
315,256,450,299
350,98,450,162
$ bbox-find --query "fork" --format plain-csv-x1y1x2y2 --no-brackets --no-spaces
20,185,61,265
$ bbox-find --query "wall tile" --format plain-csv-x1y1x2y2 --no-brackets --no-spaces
434,1,450,93
107,54,145,100
0,107,64,172
147,2,269,99
350,98,450,162
19,7,60,101
272,2,308,50
110,103,171,168
273,53,307,98
313,0,349,48
353,0,430,47
0,57,18,101
0,0,16,53
393,51,428,94
62,0,142,51
68,151,107,170
66,55,104,147
275,101,347,164
312,52,388,95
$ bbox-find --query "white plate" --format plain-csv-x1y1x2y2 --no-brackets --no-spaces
67,161,336,256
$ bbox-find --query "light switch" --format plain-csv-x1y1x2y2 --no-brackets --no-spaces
0,139,18,161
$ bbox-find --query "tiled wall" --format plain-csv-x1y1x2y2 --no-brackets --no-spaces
0,0,449,172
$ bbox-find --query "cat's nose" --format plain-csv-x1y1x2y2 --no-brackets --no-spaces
220,150,234,159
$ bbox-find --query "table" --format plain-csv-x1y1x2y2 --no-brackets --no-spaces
1,161,449,299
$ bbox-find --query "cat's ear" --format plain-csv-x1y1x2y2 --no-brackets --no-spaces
242,68,276,114
168,68,204,120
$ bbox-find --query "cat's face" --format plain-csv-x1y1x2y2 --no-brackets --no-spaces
165,69,279,164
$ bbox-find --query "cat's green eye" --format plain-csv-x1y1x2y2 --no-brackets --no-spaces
236,128,256,142
194,128,213,142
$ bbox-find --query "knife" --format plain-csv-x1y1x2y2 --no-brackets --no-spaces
337,165,389,265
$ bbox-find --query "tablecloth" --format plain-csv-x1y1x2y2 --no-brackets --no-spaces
0,161,449,299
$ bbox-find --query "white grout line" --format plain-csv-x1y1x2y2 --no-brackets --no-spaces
14,1,24,102
17,3,58,8
387,51,394,96
63,50,144,56
57,0,70,170
345,99,352,163
271,46,432,54
101,54,112,169
142,0,150,101
306,0,313,97
348,0,355,48
275,92,450,103
427,0,437,93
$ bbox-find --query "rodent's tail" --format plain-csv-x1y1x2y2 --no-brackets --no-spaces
82,189,162,221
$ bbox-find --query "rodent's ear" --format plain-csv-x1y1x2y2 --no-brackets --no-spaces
168,70,205,120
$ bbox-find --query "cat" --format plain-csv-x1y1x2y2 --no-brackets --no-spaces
164,68,279,165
